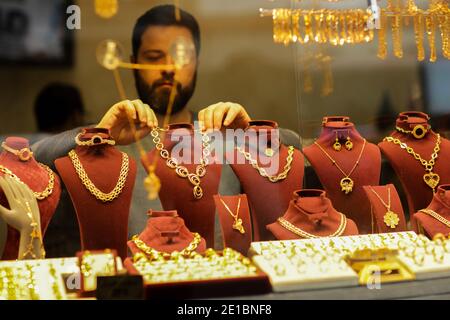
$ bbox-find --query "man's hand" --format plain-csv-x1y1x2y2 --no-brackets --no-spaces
97,99,158,145
198,102,251,132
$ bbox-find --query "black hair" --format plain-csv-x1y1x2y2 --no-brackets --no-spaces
132,5,200,58
34,82,85,132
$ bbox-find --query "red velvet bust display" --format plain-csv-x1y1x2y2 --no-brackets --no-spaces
127,210,206,255
143,123,221,246
55,128,137,259
379,111,450,214
228,120,304,241
213,194,252,254
267,189,358,240
362,184,407,233
303,117,381,234
0,137,61,260
413,185,450,238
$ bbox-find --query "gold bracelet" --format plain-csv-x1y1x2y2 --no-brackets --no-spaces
75,133,116,146
395,124,429,139
1,142,33,161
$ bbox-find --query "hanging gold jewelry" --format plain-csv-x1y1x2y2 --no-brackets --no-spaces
131,233,202,261
392,14,404,58
314,139,367,194
237,146,294,183
0,164,55,200
219,197,245,234
20,201,45,259
413,12,426,61
68,150,129,202
333,132,342,151
94,0,118,19
369,186,400,229
383,134,441,192
377,9,388,59
426,15,437,62
144,165,161,200
151,128,210,200
345,132,353,151
277,212,347,239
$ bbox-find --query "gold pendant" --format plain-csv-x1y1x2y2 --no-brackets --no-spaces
144,170,161,200
423,172,440,191
265,148,274,157
383,210,400,229
232,218,245,234
340,177,354,194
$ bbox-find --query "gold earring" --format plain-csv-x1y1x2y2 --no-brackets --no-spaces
345,132,353,151
333,132,342,151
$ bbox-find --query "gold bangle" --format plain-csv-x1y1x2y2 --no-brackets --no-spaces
395,124,429,139
1,142,33,161
75,133,116,146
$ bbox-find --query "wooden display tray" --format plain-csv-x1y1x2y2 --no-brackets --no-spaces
124,257,271,299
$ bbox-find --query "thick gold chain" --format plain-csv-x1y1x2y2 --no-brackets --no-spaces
236,146,294,183
383,134,441,170
277,213,347,239
131,232,202,261
420,209,450,228
68,150,129,202
150,128,210,200
0,164,55,200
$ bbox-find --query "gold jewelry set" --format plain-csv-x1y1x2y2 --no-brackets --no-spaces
277,212,347,239
132,247,257,284
150,127,211,200
271,8,374,46
314,139,367,194
383,133,441,192
332,131,353,151
75,133,116,146
396,124,430,139
378,0,450,62
219,196,245,234
237,145,294,183
369,186,400,229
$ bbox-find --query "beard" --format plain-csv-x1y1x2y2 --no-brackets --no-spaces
134,71,196,116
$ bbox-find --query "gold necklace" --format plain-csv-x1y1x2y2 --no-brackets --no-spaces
314,139,367,194
131,232,201,261
20,201,45,260
236,146,294,183
0,164,55,200
68,150,129,202
419,209,450,228
151,128,210,200
1,142,34,161
277,213,347,239
368,186,400,229
395,124,429,139
383,134,441,192
219,197,245,234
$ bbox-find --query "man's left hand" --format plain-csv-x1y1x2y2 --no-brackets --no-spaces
198,102,251,132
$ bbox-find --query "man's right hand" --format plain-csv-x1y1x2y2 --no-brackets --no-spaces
97,99,158,145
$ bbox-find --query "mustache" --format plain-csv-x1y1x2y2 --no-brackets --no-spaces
153,76,182,90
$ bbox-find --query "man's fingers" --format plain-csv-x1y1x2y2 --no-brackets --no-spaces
213,104,228,130
203,107,214,133
223,105,240,126
121,100,137,120
132,99,148,125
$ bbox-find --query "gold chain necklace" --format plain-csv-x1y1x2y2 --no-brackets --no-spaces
151,128,211,200
0,164,55,200
219,197,245,234
314,139,367,194
368,186,400,229
277,213,347,239
236,146,294,183
419,209,450,228
383,134,441,192
68,150,129,202
131,232,201,261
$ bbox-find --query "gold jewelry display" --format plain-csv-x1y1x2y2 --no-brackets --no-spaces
396,124,429,139
131,232,202,261
277,213,347,239
314,139,367,194
414,13,426,61
333,132,342,151
345,133,353,151
68,149,129,202
0,164,55,201
419,209,450,228
219,197,245,234
236,145,294,183
1,142,33,161
19,201,45,260
132,247,257,284
426,14,437,62
377,10,388,59
368,186,400,229
383,134,441,192
150,127,210,200
75,133,116,146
